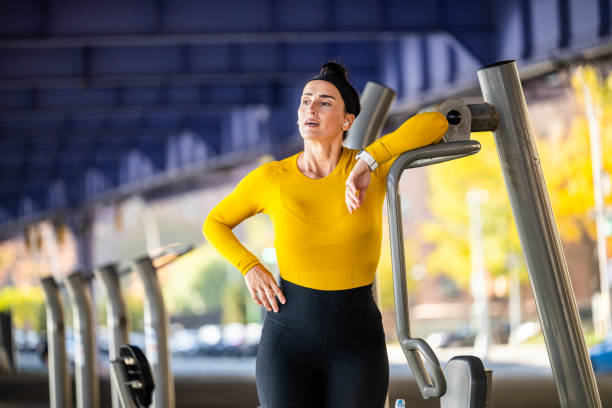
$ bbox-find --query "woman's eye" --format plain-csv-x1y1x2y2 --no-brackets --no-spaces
302,100,310,105
322,102,331,106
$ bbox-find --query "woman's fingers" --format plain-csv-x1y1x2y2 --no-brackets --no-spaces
345,186,361,213
260,286,282,312
262,275,285,312
244,262,288,313
345,191,354,213
261,289,275,312
345,168,371,214
358,183,368,202
346,176,357,196
346,196,357,213
247,282,263,306
267,291,279,312
272,283,287,305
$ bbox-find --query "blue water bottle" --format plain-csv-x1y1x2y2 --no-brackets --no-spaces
395,399,406,408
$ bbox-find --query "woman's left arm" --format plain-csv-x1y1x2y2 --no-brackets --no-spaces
345,112,448,213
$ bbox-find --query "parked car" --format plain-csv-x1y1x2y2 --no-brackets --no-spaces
590,332,612,373
508,322,540,345
169,329,200,357
426,325,476,348
15,329,40,352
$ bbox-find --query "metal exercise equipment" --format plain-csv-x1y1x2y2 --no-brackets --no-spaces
40,276,72,408
345,81,397,151
0,311,15,373
440,356,488,408
387,117,484,400
94,262,129,408
477,60,601,407
64,271,100,408
132,244,193,408
344,81,397,408
388,59,601,408
111,344,155,408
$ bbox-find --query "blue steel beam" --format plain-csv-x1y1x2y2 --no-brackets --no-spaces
2,0,612,228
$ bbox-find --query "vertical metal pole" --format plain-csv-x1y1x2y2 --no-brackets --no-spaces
386,142,482,399
40,277,72,408
110,361,140,408
142,204,162,255
94,263,129,408
477,60,601,407
0,311,15,372
134,256,174,408
65,271,100,408
344,80,396,408
508,255,522,333
580,71,611,336
343,81,396,150
466,189,492,359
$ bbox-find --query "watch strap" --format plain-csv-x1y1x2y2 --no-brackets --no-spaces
357,149,378,171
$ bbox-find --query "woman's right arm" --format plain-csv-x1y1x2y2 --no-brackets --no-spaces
202,163,286,312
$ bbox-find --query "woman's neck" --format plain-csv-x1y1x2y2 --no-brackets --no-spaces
297,142,343,179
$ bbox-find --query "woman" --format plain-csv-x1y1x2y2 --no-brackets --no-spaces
203,61,448,407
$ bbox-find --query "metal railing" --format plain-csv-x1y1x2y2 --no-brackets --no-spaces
64,271,100,408
387,140,481,399
40,276,72,408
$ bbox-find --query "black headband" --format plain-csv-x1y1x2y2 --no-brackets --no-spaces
307,73,361,117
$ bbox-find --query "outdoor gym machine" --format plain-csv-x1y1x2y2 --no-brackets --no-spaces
40,244,192,408
477,60,600,407
388,60,601,407
64,270,100,408
387,102,489,407
40,276,72,408
94,262,129,408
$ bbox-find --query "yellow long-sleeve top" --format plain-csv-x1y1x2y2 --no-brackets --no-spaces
202,112,448,290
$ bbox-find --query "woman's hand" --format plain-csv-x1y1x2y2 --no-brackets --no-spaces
345,158,371,213
244,264,286,313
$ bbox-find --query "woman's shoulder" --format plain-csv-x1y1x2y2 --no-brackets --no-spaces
260,152,299,177
258,155,293,176
247,154,293,182
344,146,359,160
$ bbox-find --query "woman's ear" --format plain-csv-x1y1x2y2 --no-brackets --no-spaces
344,114,356,129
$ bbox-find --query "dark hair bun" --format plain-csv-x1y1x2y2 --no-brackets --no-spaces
320,61,348,80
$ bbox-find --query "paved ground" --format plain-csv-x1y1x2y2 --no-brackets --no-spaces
4,345,611,407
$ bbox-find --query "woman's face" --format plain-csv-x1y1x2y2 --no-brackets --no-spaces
298,80,351,144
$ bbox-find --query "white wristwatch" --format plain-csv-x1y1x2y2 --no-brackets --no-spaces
356,149,378,171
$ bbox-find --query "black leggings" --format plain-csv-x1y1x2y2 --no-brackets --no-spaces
256,277,389,408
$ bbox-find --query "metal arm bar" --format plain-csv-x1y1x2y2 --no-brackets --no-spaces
477,60,601,407
40,276,72,408
386,140,481,399
94,263,129,408
64,271,100,408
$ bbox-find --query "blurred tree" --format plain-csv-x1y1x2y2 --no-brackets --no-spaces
376,213,421,310
420,65,612,291
124,294,144,332
0,242,18,285
160,245,227,315
550,66,612,242
421,133,523,287
0,286,46,332
192,258,227,314
221,280,248,324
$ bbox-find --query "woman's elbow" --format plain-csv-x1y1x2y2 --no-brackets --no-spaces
202,211,233,241
202,213,214,240
425,112,448,144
